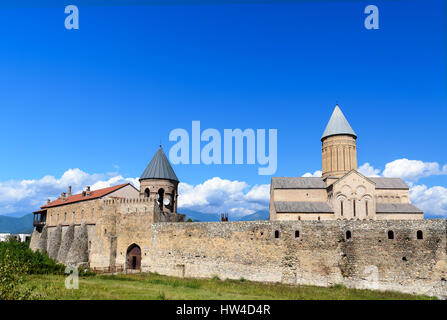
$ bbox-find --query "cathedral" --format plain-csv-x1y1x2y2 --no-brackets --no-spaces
269,105,424,221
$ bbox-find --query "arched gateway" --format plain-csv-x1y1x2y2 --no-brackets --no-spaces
126,244,141,271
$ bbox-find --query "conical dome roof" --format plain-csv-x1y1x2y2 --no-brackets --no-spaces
140,146,179,182
321,105,357,141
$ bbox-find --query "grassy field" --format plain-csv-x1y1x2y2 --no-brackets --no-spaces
23,273,436,300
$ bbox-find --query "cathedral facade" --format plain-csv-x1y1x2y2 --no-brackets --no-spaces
269,105,424,221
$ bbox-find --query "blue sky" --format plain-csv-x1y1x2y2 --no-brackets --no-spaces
0,0,445,218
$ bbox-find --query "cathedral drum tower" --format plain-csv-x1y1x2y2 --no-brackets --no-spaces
321,105,358,179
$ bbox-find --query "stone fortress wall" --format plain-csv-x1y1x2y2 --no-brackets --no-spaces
128,219,447,298
30,199,447,298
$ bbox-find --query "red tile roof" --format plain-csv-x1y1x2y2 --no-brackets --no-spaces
41,183,131,209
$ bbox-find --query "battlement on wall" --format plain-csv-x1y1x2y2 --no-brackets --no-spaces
153,218,447,230
102,197,156,206
150,218,447,247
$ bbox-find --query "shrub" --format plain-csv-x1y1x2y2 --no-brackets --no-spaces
0,239,65,275
0,249,34,300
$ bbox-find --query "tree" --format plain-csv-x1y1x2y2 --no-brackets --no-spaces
0,249,33,300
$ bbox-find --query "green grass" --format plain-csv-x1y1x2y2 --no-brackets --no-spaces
22,273,436,300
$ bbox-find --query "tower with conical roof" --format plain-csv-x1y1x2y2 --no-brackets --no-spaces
140,146,179,213
321,104,357,178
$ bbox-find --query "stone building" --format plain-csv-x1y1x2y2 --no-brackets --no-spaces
269,105,424,221
30,146,185,269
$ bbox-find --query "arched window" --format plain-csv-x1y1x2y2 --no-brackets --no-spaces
341,200,344,216
388,230,394,240
353,200,356,217
64,212,67,222
295,230,300,238
417,230,423,240
298,216,301,221
365,201,369,216
346,230,352,240
144,188,150,198
275,230,280,239
171,191,176,210
57,213,59,223
158,188,165,211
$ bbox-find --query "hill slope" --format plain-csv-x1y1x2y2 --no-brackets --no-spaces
180,209,269,222
0,214,34,233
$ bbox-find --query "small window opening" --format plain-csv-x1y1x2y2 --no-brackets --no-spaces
388,230,394,240
275,230,280,239
417,230,423,240
346,230,352,240
295,230,300,238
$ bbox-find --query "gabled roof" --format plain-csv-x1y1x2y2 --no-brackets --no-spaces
41,183,131,209
331,169,376,188
275,201,334,213
140,146,179,182
321,105,357,141
376,203,423,214
272,177,327,189
369,177,409,190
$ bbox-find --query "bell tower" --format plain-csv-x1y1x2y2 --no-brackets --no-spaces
139,146,179,213
321,105,357,179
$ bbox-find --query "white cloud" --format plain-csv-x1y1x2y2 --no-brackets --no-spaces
358,163,381,177
245,184,270,203
0,169,139,216
178,177,270,217
0,168,271,219
90,176,140,191
302,170,322,177
383,159,447,182
410,184,447,217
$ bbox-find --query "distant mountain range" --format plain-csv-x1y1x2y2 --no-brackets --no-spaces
0,209,269,234
180,209,269,222
0,214,34,234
